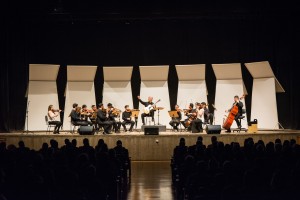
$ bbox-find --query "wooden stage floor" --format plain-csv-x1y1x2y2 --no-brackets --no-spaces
1,129,300,161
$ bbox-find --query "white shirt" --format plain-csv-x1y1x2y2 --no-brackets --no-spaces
48,111,59,121
197,108,204,121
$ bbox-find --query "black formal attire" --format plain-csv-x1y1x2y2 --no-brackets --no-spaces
70,110,92,126
169,110,182,131
97,109,113,134
107,109,121,132
121,111,135,132
203,107,214,125
226,101,244,131
182,109,197,131
139,99,155,125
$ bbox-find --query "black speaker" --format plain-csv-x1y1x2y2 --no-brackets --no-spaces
78,126,95,135
206,125,221,134
144,127,159,135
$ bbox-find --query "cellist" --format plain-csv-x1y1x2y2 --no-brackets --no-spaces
225,95,244,133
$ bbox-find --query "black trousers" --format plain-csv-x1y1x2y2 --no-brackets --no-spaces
73,120,93,126
49,121,62,132
204,113,214,125
141,110,155,124
191,119,203,133
121,120,135,131
226,113,242,131
169,119,180,129
98,120,113,133
111,120,121,132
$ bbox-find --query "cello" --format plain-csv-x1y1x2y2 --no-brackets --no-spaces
222,94,245,130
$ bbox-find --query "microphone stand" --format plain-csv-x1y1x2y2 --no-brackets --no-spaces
22,100,34,134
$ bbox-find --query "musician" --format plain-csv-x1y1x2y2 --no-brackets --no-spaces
225,95,244,133
70,106,93,126
121,105,135,132
169,105,182,131
137,96,156,125
107,103,121,133
90,105,98,130
81,104,92,121
47,105,63,134
193,102,204,132
97,103,113,134
201,102,214,125
182,103,197,132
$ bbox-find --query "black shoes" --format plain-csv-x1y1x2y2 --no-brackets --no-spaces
225,130,231,133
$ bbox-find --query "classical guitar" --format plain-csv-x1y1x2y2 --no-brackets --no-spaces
144,99,160,114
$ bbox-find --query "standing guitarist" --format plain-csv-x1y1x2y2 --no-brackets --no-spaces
137,96,157,125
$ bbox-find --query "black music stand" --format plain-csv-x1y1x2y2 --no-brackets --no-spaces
168,111,181,132
131,109,140,131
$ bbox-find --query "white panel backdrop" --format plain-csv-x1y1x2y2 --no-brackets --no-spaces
63,82,96,130
62,66,97,131
251,78,279,129
177,81,207,109
245,61,285,129
175,64,207,110
213,80,247,128
26,81,60,131
212,63,248,129
102,67,133,111
25,64,60,131
138,66,170,129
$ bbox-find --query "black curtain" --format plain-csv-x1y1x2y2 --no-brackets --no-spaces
1,11,299,132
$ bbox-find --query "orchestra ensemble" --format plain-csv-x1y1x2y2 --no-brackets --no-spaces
47,95,243,134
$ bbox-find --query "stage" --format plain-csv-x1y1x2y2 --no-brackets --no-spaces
1,129,300,161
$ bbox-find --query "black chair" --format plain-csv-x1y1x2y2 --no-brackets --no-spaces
233,109,247,133
45,115,56,134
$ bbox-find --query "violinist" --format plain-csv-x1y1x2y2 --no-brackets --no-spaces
47,105,63,134
169,105,182,131
182,103,197,131
225,95,244,133
90,105,98,130
107,103,121,133
70,106,92,126
193,102,204,133
121,105,135,132
81,104,93,121
201,102,214,125
97,103,113,134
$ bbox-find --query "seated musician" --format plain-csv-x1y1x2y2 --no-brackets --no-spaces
182,103,197,131
89,105,98,129
81,104,92,121
193,102,204,132
137,96,156,125
47,105,63,134
121,105,135,132
169,105,182,131
201,102,214,125
107,103,121,133
97,103,113,134
70,106,92,126
225,95,244,133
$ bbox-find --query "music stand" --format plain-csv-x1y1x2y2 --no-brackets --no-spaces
131,109,140,131
168,111,180,132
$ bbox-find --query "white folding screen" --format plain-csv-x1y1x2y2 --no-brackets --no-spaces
138,66,170,128
63,66,97,130
212,63,248,129
102,67,133,111
245,61,285,129
175,64,207,109
25,64,60,131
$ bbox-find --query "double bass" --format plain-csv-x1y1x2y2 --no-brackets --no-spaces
222,95,245,130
